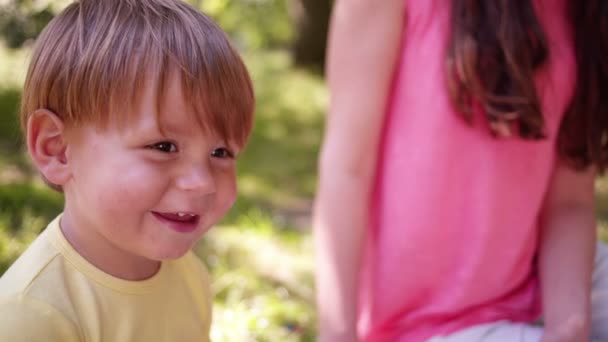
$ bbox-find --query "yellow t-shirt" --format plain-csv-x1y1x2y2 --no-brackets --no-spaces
0,215,212,342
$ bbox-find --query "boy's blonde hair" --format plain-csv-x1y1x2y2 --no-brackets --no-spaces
20,0,254,148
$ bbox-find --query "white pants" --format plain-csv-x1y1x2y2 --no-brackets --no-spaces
428,243,608,342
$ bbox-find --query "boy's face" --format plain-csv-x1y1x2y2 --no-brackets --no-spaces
61,74,238,263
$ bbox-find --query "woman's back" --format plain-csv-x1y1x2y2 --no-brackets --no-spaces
359,0,576,340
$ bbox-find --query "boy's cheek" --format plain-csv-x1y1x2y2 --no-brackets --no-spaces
222,192,236,216
91,168,162,211
93,186,142,223
208,183,237,224
224,179,238,210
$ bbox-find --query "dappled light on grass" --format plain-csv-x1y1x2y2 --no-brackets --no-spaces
200,0,293,50
198,209,316,341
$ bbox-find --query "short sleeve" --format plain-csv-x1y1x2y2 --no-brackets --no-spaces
0,295,80,342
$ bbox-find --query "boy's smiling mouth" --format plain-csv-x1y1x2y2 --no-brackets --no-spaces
151,211,200,233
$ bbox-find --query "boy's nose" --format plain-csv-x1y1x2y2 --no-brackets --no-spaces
176,163,216,194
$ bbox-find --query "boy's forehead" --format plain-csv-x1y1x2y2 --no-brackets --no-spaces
112,72,201,132
155,77,215,136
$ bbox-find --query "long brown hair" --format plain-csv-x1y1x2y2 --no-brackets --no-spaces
447,0,608,170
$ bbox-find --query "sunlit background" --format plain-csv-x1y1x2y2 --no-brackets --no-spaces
1,1,607,341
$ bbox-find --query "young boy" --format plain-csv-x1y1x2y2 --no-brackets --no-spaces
0,0,254,340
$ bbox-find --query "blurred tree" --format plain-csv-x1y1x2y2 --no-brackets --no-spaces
290,0,331,70
0,0,54,48
0,0,332,70
202,0,331,69
202,0,294,50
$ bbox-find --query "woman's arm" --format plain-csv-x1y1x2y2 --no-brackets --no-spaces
313,1,405,340
539,162,596,342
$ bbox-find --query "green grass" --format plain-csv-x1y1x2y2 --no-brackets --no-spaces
199,220,315,341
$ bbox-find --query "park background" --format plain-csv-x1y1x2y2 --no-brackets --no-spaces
0,1,607,341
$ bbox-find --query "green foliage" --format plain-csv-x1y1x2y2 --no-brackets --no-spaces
0,183,63,232
200,0,294,50
0,183,63,273
0,29,33,169
1,0,294,51
0,87,22,151
0,0,54,48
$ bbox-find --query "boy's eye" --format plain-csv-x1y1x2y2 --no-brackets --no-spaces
148,141,178,153
211,147,234,159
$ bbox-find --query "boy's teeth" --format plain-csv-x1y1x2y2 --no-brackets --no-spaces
176,212,194,218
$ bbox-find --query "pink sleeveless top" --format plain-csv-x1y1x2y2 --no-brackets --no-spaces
358,1,576,341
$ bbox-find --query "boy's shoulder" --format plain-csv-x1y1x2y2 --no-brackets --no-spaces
0,220,62,298
0,217,212,341
0,292,80,341
0,217,80,341
173,249,213,300
177,249,210,278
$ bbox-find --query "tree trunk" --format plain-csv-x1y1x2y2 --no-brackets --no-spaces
291,0,331,70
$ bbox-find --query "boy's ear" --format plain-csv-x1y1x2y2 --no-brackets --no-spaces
26,109,71,188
